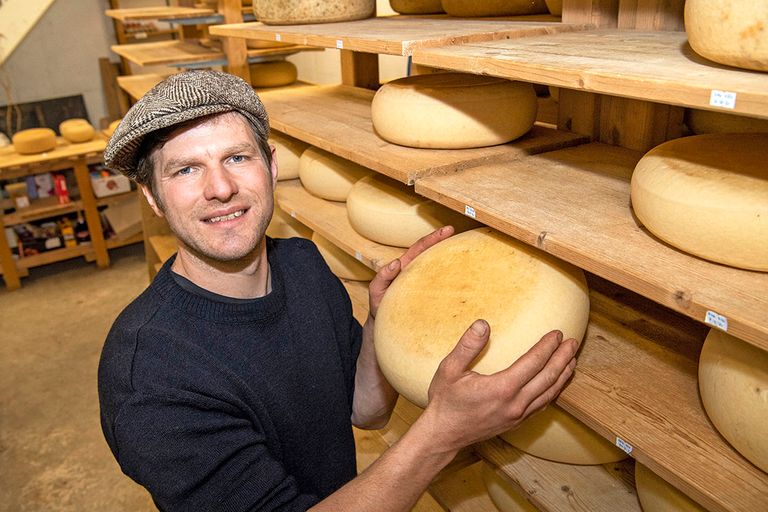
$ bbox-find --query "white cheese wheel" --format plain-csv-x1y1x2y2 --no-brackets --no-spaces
684,109,768,135
480,463,538,512
698,329,768,473
371,73,537,149
374,227,590,408
389,0,444,14
12,128,57,155
685,0,768,71
544,0,562,16
441,0,548,16
253,0,375,25
499,404,626,465
299,147,372,202
312,232,376,281
346,174,479,248
635,463,707,512
630,133,768,271
250,60,298,88
59,118,95,143
271,132,308,181
266,203,312,240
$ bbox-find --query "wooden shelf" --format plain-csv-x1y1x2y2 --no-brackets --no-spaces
3,198,82,225
260,84,588,184
15,244,89,270
148,234,177,264
209,15,584,56
0,138,106,180
414,142,768,351
105,6,216,22
105,231,144,249
95,190,139,208
110,40,309,67
117,72,176,101
411,29,768,119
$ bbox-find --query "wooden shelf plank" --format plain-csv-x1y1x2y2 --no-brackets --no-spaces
105,7,215,22
110,40,309,67
412,29,768,119
260,84,589,185
15,245,89,269
117,72,176,101
209,15,584,56
148,234,177,264
0,138,106,179
414,142,768,352
3,198,82,225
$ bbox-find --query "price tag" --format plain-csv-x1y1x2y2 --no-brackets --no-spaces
290,211,297,218
704,310,728,331
464,205,476,219
275,34,282,42
615,437,634,455
355,251,363,262
135,32,148,40
709,90,737,109
336,39,344,49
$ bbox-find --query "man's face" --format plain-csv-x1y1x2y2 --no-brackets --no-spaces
142,112,277,263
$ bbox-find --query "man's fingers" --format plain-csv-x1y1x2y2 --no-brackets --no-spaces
514,337,579,406
518,357,577,421
496,330,565,388
436,320,491,380
369,258,402,305
399,225,454,269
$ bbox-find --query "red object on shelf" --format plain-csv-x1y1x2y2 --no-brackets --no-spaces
53,174,70,204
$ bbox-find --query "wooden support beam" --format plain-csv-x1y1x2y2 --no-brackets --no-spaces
340,50,379,90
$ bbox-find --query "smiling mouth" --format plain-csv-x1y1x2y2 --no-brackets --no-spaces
205,209,246,223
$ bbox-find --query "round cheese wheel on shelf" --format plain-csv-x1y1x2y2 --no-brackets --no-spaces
544,0,563,16
253,0,375,25
271,132,308,181
480,463,538,512
12,128,57,155
59,118,95,143
698,329,768,473
371,73,537,149
299,147,372,202
250,60,298,88
635,463,707,512
684,109,768,135
346,173,478,248
266,202,312,240
312,232,376,281
105,119,122,138
389,0,444,14
441,0,548,17
374,227,590,408
685,0,768,71
499,404,626,465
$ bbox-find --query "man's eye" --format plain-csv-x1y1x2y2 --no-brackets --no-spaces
176,167,193,176
231,155,246,163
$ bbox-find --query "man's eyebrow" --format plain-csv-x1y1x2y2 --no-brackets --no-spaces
159,143,261,175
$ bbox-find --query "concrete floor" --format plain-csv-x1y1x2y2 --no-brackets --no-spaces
0,243,156,511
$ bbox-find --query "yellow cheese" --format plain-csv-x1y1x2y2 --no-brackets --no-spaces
299,147,372,201
685,0,768,71
250,60,298,88
630,133,768,271
388,0,443,14
271,132,308,181
480,463,538,512
105,119,122,138
346,174,478,248
684,109,768,135
266,203,312,240
635,463,707,512
545,0,562,15
698,329,768,473
59,118,95,143
441,0,548,16
253,0,375,25
371,73,537,149
12,128,57,155
374,227,590,408
312,232,376,281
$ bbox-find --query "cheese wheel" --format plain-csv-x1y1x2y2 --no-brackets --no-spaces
271,132,308,181
371,73,537,149
246,40,294,49
250,60,298,88
253,0,375,25
312,232,376,281
698,329,768,473
480,463,538,512
105,119,122,138
499,404,626,465
59,118,95,143
635,463,707,512
299,147,372,201
374,227,590,408
266,203,312,239
346,174,479,247
630,133,768,271
685,0,768,71
684,109,768,135
12,128,57,155
441,0,548,16
544,0,563,16
389,0,444,14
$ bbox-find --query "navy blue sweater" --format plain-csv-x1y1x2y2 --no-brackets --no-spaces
98,237,363,511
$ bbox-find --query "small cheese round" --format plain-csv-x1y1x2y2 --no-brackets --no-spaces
12,128,57,155
266,203,312,239
249,60,298,88
685,0,768,71
372,73,537,149
105,119,122,138
299,147,372,202
545,0,563,15
312,232,376,281
346,174,478,247
684,109,768,135
698,329,768,473
253,0,375,25
499,405,627,465
630,133,768,271
441,0,548,16
374,227,590,408
635,463,707,512
480,463,538,512
271,132,308,181
59,118,95,143
389,0,444,14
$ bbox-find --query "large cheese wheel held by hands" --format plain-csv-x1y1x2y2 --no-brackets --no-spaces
630,133,768,271
299,147,372,201
346,174,479,248
441,0,548,17
635,463,707,512
312,232,376,281
12,128,57,155
253,0,374,25
59,118,95,143
270,132,308,181
371,73,538,149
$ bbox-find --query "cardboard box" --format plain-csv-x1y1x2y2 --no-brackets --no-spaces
103,195,142,240
91,174,131,198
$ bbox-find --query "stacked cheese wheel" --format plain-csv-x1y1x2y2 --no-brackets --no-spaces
252,0,375,24
480,463,538,512
266,202,312,240
544,0,563,15
634,463,707,512
388,0,443,14
59,118,95,143
299,147,372,201
312,232,375,281
271,132,308,181
249,61,298,88
441,0,548,16
684,109,768,134
12,128,57,155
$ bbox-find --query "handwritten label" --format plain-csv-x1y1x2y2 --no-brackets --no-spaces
709,90,737,109
355,251,363,262
275,34,282,42
705,310,728,331
336,39,344,49
464,205,476,219
615,437,634,455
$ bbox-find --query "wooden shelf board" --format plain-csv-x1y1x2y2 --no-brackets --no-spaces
105,7,215,22
148,234,177,263
414,142,768,351
260,84,589,185
111,40,311,67
0,138,105,178
412,29,768,119
117,72,176,101
3,198,82,225
16,245,89,269
209,15,586,56
95,190,139,208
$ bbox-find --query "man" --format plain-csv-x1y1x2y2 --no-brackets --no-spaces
99,70,578,511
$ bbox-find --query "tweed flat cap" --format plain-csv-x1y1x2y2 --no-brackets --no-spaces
104,70,269,179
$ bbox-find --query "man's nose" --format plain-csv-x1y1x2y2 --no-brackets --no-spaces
203,164,238,202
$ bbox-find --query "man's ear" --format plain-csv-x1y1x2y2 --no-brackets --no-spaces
269,144,278,188
140,184,164,218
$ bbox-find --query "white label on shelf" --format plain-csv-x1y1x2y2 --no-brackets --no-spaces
464,205,476,219
355,251,363,262
705,310,729,331
615,437,634,455
275,34,282,42
290,210,297,218
134,32,148,40
336,39,344,49
709,90,737,109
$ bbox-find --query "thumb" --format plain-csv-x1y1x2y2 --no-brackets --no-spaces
437,320,490,380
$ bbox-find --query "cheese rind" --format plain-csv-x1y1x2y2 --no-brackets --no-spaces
441,0,548,16
59,118,95,143
12,128,57,155
544,0,563,15
266,203,312,240
299,147,372,202
312,232,375,281
388,0,443,14
249,60,298,88
270,132,308,181
253,0,374,25
480,463,538,512
635,463,707,512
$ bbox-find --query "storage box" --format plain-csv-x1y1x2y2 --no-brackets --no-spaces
103,195,142,240
91,173,131,198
